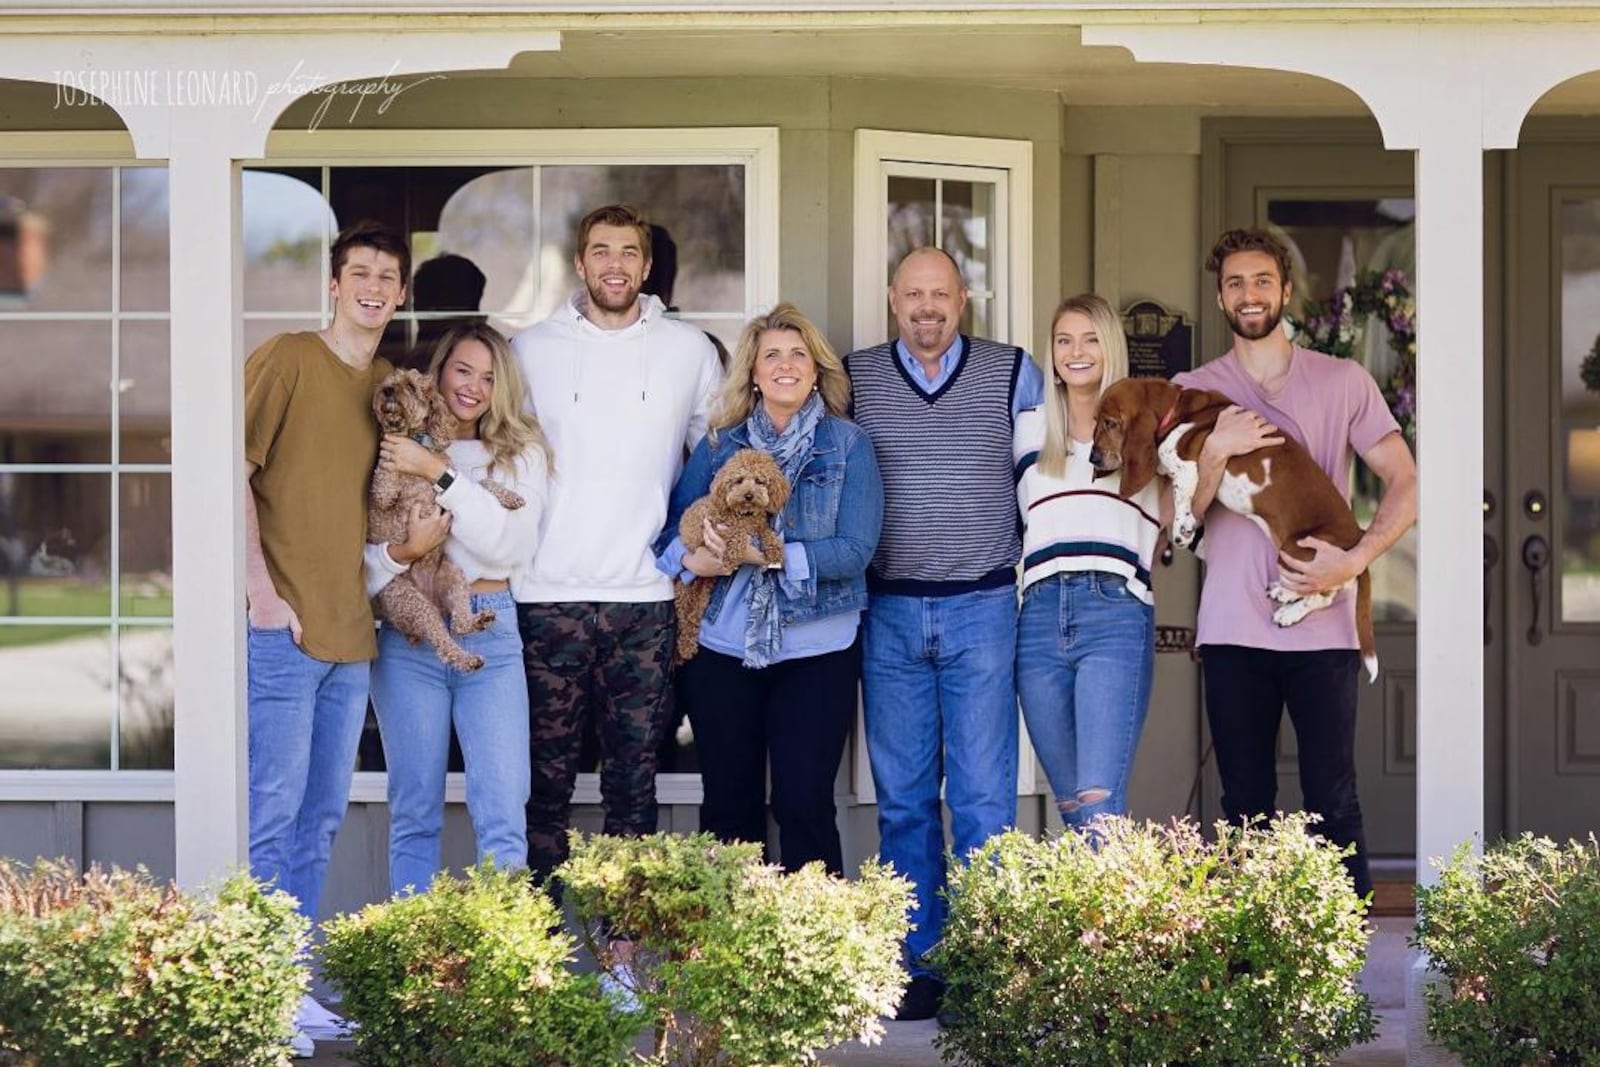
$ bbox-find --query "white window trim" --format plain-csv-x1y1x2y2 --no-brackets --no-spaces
0,126,777,801
851,128,1033,350
849,129,1039,800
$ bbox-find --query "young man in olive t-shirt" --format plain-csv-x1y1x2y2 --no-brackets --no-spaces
243,222,426,1050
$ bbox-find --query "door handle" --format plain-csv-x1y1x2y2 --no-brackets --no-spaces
1484,533,1499,645
1522,534,1550,645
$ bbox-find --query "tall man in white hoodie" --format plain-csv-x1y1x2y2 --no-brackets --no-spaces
511,204,722,883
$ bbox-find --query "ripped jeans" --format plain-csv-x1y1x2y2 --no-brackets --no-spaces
1016,572,1154,830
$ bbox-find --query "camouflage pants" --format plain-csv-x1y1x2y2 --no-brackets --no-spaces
516,600,675,882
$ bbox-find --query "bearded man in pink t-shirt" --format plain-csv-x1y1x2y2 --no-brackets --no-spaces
1171,228,1417,901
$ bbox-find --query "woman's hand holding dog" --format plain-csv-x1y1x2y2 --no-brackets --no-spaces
379,434,449,482
684,518,781,577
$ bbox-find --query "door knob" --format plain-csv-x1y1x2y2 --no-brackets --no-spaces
1522,534,1550,645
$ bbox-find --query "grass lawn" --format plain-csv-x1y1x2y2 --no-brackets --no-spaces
0,579,172,648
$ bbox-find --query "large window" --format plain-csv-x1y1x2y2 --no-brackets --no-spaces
0,162,174,770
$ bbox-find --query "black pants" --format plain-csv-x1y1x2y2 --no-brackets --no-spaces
1200,644,1372,901
676,638,861,875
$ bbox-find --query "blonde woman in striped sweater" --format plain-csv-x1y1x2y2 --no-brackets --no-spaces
1014,293,1171,829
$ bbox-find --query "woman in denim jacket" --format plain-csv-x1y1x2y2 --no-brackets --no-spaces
657,303,882,874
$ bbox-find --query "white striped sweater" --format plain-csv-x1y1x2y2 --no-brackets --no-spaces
1013,406,1163,604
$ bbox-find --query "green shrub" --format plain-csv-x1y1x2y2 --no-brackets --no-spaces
0,859,307,1067
320,863,637,1067
558,831,911,1067
1415,835,1600,1066
932,815,1374,1067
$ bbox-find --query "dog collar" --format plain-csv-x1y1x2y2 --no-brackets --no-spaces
1156,397,1181,436
410,431,436,450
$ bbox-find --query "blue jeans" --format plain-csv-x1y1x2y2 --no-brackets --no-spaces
862,587,1019,975
247,624,369,921
1016,572,1154,830
370,590,530,897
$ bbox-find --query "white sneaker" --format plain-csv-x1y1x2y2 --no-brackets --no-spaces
287,1029,314,1059
599,963,644,1014
296,994,356,1041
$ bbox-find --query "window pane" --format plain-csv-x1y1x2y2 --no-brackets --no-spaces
674,316,737,365
120,474,170,619
0,625,112,769
118,624,173,769
0,320,112,463
887,175,936,281
435,167,536,319
0,167,112,311
121,167,170,312
1560,198,1600,622
120,321,170,463
243,168,330,312
537,165,746,323
0,472,110,617
941,180,994,294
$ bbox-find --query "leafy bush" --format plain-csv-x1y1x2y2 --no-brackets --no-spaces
1415,835,1600,1066
932,815,1374,1067
0,859,306,1067
321,863,637,1067
558,831,911,1067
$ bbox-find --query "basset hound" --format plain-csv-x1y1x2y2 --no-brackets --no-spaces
1088,376,1376,682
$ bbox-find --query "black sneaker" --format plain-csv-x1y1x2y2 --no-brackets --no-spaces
893,974,944,1022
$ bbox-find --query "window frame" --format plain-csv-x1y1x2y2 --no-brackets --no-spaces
0,127,781,805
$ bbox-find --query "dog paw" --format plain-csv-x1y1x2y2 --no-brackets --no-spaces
453,610,495,635
448,652,486,672
1172,515,1197,549
1273,600,1311,628
1266,582,1299,605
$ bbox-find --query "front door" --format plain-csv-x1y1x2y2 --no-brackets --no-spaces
1506,141,1600,841
1209,123,1420,856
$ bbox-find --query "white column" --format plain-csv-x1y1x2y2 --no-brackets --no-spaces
1410,111,1485,875
166,117,249,888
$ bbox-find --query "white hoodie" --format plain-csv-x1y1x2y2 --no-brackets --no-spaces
511,292,721,603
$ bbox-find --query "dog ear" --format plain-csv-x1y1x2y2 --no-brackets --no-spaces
425,381,458,447
1119,407,1159,500
764,455,791,515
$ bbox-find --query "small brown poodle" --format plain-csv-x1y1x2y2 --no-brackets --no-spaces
368,368,524,672
674,448,790,663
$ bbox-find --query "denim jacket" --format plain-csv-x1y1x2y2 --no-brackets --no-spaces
656,414,883,627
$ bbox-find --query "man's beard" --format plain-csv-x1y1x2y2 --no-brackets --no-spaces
1224,301,1284,341
586,277,639,314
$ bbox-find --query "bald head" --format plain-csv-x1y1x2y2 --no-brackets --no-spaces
890,247,968,361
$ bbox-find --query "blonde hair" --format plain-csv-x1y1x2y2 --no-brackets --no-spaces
708,302,852,437
1039,293,1130,478
427,322,553,478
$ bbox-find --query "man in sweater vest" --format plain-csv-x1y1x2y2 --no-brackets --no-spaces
510,205,722,887
846,247,1043,1021
1173,228,1416,902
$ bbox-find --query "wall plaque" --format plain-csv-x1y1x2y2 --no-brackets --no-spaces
1121,299,1193,380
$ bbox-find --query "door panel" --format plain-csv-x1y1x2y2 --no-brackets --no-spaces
1211,132,1419,855
1509,145,1600,841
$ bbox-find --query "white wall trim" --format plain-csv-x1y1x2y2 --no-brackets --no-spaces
0,772,176,803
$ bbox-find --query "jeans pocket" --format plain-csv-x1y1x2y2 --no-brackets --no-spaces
1091,574,1135,604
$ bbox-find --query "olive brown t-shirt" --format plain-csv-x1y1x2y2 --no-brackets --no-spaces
245,331,391,662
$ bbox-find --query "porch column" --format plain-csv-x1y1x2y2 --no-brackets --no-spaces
0,28,558,888
1083,21,1488,876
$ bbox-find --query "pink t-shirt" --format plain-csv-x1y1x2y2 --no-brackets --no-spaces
1172,346,1400,651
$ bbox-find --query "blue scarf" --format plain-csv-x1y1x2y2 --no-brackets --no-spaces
740,392,823,667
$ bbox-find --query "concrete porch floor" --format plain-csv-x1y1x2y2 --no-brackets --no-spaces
308,917,1413,1065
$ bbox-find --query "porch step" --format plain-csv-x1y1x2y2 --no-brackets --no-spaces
1369,858,1415,917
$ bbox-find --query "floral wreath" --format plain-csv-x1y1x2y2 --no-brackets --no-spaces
1293,268,1417,442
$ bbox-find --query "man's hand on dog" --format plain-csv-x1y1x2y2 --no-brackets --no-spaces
379,434,449,482
685,518,781,577
1279,536,1364,596
1202,405,1284,461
